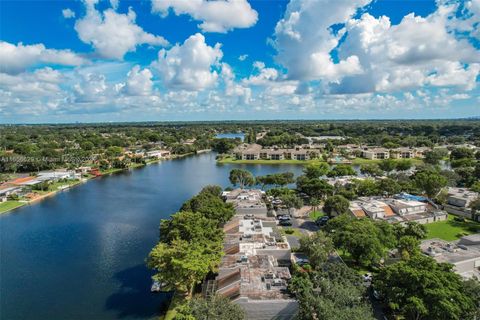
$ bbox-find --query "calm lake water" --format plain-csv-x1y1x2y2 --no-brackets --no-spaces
215,132,245,141
0,152,304,320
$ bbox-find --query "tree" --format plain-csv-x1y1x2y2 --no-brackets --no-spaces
450,147,475,160
402,221,427,240
424,149,446,165
327,164,357,177
181,187,235,225
303,162,330,179
350,178,379,197
309,197,320,213
396,159,413,171
298,231,334,269
159,211,223,245
296,176,333,199
289,262,374,320
360,164,384,177
471,181,480,193
378,158,397,172
147,239,222,297
280,193,303,215
397,235,420,260
374,254,478,320
332,218,391,267
211,138,238,154
469,197,480,221
413,168,448,198
376,178,401,196
323,195,349,217
256,172,294,188
229,169,255,189
175,296,245,320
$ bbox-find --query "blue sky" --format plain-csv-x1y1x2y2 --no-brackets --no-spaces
0,0,478,123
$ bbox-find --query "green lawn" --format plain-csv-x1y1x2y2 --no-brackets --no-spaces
0,201,25,214
425,215,480,241
309,211,325,220
281,227,304,237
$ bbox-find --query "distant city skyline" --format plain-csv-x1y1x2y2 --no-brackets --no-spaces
1,0,479,123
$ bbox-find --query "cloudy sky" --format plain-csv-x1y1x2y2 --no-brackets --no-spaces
0,0,479,123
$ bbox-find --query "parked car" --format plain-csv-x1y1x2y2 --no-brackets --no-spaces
315,216,329,226
278,215,291,221
279,220,292,226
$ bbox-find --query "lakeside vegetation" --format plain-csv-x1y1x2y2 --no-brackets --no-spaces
0,201,25,214
147,185,243,319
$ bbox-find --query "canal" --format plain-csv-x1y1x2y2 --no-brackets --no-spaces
0,152,304,320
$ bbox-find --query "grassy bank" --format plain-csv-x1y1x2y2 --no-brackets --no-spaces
0,201,25,214
425,214,480,241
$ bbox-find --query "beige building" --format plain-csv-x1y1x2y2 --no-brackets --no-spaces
361,148,390,160
205,217,297,320
390,148,416,159
234,144,320,161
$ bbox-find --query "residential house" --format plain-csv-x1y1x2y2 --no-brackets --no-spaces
0,186,21,202
349,196,447,224
145,150,171,159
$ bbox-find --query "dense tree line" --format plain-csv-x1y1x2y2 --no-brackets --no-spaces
147,186,235,297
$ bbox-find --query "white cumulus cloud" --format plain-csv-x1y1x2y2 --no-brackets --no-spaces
122,65,154,96
152,33,223,90
151,0,258,33
273,0,369,81
0,41,86,74
62,8,76,19
74,0,168,59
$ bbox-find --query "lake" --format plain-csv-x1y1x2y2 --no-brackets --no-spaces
0,152,304,320
215,132,245,141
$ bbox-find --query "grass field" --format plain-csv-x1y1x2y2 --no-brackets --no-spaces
0,201,25,214
425,214,480,241
281,227,304,237
309,211,325,220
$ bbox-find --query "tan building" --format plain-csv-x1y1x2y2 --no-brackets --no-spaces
362,148,390,160
205,217,297,320
390,148,415,159
234,144,320,161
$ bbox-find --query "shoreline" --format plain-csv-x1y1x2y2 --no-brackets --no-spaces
0,151,213,216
